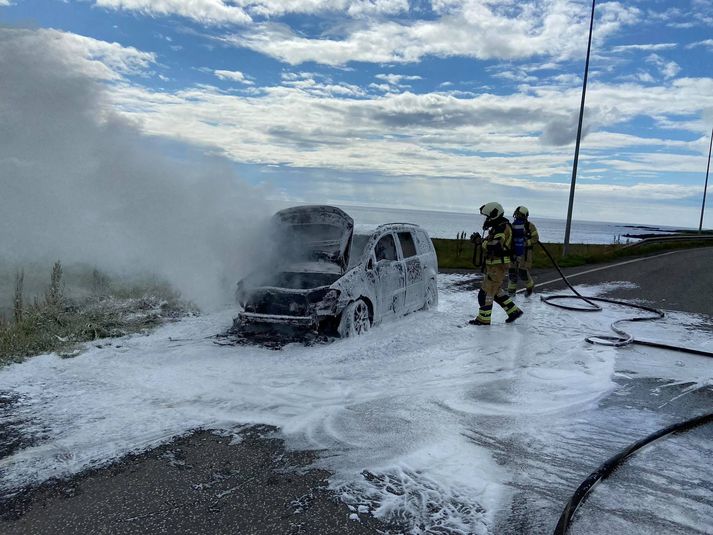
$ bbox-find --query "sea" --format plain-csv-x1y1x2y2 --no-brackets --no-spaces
336,205,686,244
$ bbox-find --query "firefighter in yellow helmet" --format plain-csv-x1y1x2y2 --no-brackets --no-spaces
469,202,524,325
508,206,539,296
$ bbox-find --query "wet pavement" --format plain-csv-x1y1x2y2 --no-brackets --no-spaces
1,426,395,535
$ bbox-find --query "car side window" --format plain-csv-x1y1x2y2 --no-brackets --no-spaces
415,229,433,253
375,234,398,262
398,232,417,258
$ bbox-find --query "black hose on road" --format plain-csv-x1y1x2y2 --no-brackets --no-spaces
537,242,713,356
553,412,713,535
536,242,713,534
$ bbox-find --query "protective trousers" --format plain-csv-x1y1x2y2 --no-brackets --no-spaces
475,264,522,325
508,256,534,295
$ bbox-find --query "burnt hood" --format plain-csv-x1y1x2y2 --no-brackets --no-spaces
271,205,354,271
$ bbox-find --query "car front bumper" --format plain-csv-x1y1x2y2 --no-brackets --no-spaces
236,311,318,329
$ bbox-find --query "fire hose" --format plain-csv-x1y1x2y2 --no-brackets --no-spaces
534,242,713,534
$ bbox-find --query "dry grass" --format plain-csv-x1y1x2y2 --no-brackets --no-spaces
0,262,195,366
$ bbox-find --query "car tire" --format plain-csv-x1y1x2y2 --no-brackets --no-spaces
422,278,438,310
338,299,371,337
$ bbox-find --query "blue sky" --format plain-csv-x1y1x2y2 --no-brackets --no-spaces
2,0,713,226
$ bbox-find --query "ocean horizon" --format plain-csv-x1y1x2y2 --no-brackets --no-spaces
332,204,688,244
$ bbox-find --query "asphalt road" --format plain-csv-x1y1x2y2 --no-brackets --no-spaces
532,246,713,317
1,245,711,535
1,427,392,535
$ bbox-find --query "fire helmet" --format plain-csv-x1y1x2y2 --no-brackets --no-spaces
479,202,504,220
514,206,529,219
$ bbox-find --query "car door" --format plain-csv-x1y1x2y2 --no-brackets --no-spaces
397,231,425,312
373,233,406,317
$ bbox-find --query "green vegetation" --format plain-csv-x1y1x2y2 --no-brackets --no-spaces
434,236,713,270
0,261,195,366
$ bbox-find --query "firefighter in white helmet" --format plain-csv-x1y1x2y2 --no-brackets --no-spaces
508,206,539,296
469,202,524,325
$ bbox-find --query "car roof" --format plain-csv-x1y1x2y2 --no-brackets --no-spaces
353,223,423,236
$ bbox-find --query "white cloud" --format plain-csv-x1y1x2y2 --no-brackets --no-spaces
492,69,539,83
687,39,713,50
634,71,655,83
214,69,254,84
369,82,393,93
646,2,713,29
549,73,581,85
281,71,317,82
645,53,681,79
221,1,640,66
375,73,422,85
95,0,252,24
93,0,408,24
278,71,365,97
344,0,408,17
103,74,713,202
0,28,156,81
282,78,366,97
612,43,677,52
245,0,409,18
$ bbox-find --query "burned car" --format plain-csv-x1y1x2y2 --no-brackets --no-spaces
235,205,438,337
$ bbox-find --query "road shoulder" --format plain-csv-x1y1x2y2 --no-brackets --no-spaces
0,426,388,535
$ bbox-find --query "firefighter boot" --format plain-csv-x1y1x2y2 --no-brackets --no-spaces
469,304,492,326
494,294,523,323
505,309,524,323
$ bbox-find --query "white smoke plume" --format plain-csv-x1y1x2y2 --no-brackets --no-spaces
0,27,275,310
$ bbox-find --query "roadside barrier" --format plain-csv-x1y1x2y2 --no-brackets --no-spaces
622,234,713,249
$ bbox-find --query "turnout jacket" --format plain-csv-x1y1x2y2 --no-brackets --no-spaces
481,217,512,265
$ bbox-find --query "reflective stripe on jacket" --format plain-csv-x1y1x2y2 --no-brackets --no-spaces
481,219,512,265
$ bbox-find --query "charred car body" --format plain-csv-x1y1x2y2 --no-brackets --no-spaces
235,205,438,337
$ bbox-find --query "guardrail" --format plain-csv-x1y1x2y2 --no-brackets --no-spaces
622,234,713,249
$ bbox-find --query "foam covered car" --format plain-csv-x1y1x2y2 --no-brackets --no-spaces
235,205,438,337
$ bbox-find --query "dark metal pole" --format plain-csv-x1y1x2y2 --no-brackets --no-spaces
563,0,596,257
699,127,712,233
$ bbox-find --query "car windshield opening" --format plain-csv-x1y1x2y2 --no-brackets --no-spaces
277,224,345,263
348,234,371,268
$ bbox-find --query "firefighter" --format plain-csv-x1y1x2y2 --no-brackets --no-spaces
469,202,524,326
508,206,539,296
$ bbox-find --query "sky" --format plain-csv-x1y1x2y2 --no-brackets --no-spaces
1,0,713,227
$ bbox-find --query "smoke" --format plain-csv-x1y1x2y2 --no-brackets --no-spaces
0,27,274,309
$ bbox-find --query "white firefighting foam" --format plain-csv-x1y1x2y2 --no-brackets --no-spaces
0,275,711,534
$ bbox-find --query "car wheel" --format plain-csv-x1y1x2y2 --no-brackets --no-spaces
422,279,438,310
338,299,371,337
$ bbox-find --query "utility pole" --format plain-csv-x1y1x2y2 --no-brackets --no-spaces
563,0,596,257
699,127,712,233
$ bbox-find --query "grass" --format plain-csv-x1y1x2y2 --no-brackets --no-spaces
433,236,713,270
0,262,195,366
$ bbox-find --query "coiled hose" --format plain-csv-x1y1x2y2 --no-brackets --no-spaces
536,242,713,534
538,242,713,356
